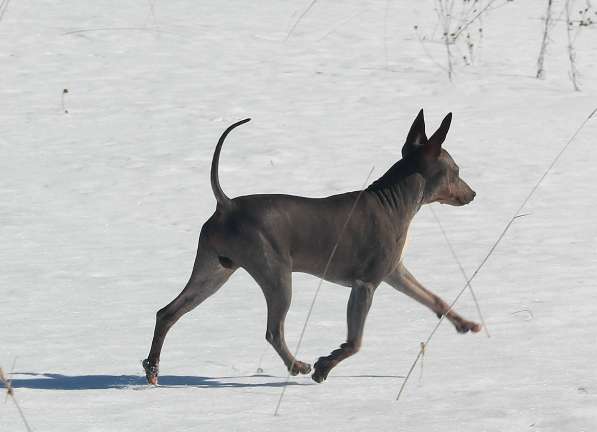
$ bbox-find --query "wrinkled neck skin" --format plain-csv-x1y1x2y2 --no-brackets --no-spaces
365,157,427,222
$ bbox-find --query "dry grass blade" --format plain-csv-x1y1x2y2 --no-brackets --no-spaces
1,367,34,432
429,205,490,338
286,0,319,41
0,0,12,23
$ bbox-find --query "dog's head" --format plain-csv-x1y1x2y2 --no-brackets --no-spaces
402,109,476,206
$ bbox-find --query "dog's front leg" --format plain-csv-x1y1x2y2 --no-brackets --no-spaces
384,263,480,333
312,280,376,383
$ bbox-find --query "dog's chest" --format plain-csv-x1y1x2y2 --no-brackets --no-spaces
398,230,409,262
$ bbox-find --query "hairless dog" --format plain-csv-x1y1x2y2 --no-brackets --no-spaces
143,110,481,385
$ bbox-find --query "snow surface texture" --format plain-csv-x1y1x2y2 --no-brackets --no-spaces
1,1,596,431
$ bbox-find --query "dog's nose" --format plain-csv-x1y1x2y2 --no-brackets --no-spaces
471,191,476,201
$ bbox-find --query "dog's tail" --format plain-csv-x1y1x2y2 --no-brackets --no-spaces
211,118,251,209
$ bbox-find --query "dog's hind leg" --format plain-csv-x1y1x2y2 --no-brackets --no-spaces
312,280,376,383
245,259,312,376
384,262,480,333
143,241,235,384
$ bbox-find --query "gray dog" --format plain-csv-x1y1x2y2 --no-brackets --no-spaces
143,110,480,385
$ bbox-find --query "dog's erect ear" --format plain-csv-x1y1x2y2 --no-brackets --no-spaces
402,109,427,157
424,112,452,159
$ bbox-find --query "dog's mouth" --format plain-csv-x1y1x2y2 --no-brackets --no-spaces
438,195,472,206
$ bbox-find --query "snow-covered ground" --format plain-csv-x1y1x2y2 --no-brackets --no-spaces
1,1,596,430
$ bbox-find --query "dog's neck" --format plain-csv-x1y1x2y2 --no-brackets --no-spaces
365,157,425,220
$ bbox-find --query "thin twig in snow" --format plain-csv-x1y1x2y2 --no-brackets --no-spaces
286,0,319,41
429,205,490,338
1,367,34,432
63,26,175,36
565,0,581,90
452,0,501,40
0,0,12,23
317,9,364,42
536,0,554,79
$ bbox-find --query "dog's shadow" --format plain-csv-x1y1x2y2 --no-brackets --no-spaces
7,372,312,390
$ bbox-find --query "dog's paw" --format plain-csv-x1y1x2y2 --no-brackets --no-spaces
311,357,332,383
454,319,482,334
289,360,312,376
142,359,159,385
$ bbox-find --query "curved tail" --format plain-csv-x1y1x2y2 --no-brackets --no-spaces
211,118,251,208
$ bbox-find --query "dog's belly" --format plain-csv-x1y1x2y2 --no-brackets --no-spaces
294,270,354,287
291,236,399,287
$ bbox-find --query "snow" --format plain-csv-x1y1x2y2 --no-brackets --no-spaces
1,1,596,431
